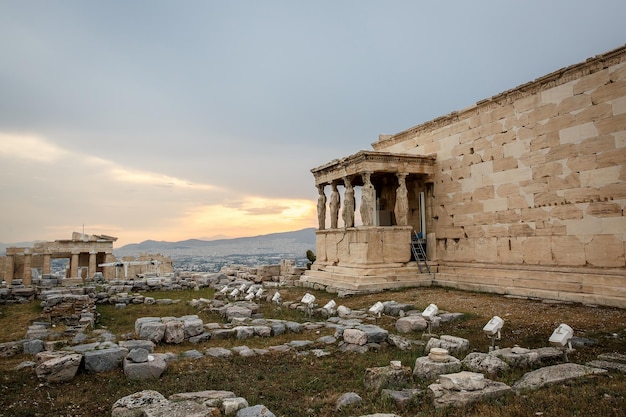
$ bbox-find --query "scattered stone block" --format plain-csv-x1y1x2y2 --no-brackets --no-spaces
493,346,564,368
35,352,82,383
123,353,168,380
336,392,363,410
143,400,217,417
163,320,185,344
413,355,462,381
439,371,485,391
380,388,422,409
120,339,155,353
23,339,45,355
181,349,204,360
127,348,150,363
223,397,249,415
586,360,626,373
205,347,233,358
513,363,607,391
396,316,428,333
364,364,412,392
182,315,204,338
429,378,512,409
344,328,368,345
84,346,128,373
425,335,469,356
111,390,169,417
356,324,389,343
236,404,276,417
462,352,510,374
139,321,166,344
0,340,23,357
387,334,422,351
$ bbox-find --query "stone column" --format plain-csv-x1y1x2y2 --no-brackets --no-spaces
23,251,32,286
316,184,327,230
5,254,14,288
329,182,340,229
42,253,51,275
70,252,79,278
88,252,97,279
360,172,375,226
394,173,409,226
425,183,436,261
342,177,355,228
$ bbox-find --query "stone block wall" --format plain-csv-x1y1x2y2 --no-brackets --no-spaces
373,45,626,306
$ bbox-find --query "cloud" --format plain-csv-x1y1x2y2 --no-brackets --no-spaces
0,133,67,162
0,132,316,245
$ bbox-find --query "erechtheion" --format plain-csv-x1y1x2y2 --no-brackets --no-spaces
302,44,626,308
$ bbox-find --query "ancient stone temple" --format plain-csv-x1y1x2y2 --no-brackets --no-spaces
1,232,174,286
302,44,626,308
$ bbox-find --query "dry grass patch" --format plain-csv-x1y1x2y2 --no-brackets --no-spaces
0,286,625,416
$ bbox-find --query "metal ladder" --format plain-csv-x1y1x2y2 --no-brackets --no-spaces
411,231,430,273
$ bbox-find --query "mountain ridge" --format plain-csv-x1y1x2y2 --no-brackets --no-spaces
116,227,316,253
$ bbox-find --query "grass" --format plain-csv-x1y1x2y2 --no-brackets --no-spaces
0,286,625,416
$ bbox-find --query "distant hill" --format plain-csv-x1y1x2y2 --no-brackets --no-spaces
114,228,316,258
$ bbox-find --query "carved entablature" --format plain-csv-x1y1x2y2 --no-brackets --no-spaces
311,151,436,186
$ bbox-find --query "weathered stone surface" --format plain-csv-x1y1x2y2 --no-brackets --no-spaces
111,390,169,417
413,355,462,380
224,306,252,321
439,371,485,391
429,379,512,408
513,363,608,391
425,335,470,356
139,321,166,344
493,346,563,368
364,365,412,392
222,397,249,415
343,328,368,345
23,339,44,355
181,349,204,360
395,315,428,333
163,320,185,344
462,352,510,374
35,353,82,383
143,400,217,417
182,315,204,338
356,324,388,343
205,347,233,358
127,348,150,363
380,389,422,409
0,340,23,357
84,346,128,373
587,360,626,373
123,353,168,380
119,339,155,353
170,390,235,403
236,404,276,417
336,392,363,410
387,333,421,351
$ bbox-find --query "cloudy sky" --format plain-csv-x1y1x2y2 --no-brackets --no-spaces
1,1,625,247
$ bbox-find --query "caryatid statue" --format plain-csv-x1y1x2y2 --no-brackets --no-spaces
329,182,340,229
316,184,327,230
360,172,375,226
342,177,355,228
394,173,409,226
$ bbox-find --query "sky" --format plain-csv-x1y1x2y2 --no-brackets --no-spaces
1,1,625,247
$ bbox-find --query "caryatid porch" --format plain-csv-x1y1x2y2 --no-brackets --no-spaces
301,150,436,293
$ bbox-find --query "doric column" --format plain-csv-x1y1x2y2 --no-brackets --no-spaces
360,172,375,226
394,173,409,226
5,254,14,288
42,253,51,275
23,251,32,286
329,182,340,229
342,177,355,228
316,184,327,230
88,252,97,279
70,252,79,278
